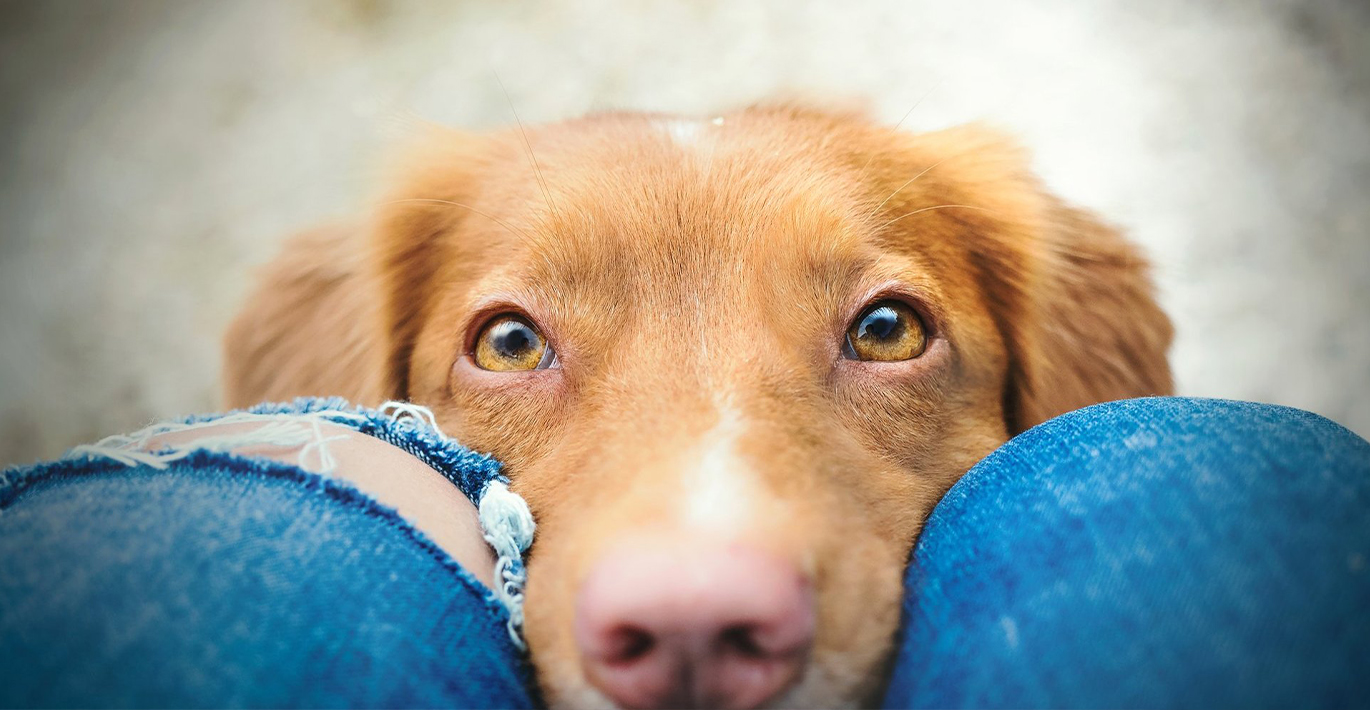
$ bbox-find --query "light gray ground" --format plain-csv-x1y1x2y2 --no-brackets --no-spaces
2,0,1367,465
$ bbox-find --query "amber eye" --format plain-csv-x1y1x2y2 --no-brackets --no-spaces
473,314,556,371
844,300,927,361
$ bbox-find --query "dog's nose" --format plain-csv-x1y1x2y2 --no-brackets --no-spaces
574,540,814,709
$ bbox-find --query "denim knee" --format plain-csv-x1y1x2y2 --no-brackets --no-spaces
0,399,540,708
884,397,1370,709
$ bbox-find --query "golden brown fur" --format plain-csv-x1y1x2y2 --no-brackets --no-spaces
224,104,1172,708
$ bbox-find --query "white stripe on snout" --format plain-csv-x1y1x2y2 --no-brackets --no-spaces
681,403,756,533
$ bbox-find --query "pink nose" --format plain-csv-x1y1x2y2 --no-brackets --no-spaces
574,541,815,709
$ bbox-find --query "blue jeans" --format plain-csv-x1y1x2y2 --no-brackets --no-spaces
884,398,1370,708
1,398,1366,708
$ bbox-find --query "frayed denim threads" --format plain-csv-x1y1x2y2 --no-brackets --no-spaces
11,396,535,649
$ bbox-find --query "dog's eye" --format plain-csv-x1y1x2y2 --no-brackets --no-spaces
473,314,556,371
844,300,927,361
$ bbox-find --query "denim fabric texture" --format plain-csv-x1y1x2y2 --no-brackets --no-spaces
3,397,1367,708
0,400,536,709
883,397,1370,709
176,397,506,502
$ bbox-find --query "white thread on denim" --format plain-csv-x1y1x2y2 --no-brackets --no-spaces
65,401,537,648
298,416,345,472
67,412,349,474
379,401,440,429
479,479,536,648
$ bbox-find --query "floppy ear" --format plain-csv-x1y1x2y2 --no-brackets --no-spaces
222,224,393,408
899,125,1174,433
998,195,1174,432
223,126,488,408
368,126,492,397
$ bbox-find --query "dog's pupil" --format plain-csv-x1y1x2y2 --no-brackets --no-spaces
495,322,533,356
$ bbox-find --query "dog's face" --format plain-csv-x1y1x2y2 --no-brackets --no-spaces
226,106,1172,708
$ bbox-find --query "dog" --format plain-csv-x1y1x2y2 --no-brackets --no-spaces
224,104,1173,709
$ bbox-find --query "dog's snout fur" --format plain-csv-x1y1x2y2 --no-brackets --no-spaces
224,104,1173,707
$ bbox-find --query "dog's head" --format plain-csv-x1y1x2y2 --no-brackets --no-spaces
226,105,1172,708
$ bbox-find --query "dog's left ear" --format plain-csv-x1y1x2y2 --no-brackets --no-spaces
890,125,1174,433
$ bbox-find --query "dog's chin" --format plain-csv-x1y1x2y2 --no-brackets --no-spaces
769,621,902,710
767,662,870,710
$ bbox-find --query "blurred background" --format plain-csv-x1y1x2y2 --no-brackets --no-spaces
1,0,1367,465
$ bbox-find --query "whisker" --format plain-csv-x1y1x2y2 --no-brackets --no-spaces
494,72,560,223
383,197,535,244
856,78,944,175
877,204,994,231
866,157,949,221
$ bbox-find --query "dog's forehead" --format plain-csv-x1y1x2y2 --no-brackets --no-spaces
493,113,881,292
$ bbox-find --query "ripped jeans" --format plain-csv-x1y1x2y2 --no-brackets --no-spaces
1,397,1367,708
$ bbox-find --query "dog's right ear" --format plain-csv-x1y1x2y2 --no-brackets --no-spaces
222,223,393,407
223,126,488,408
369,126,493,398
